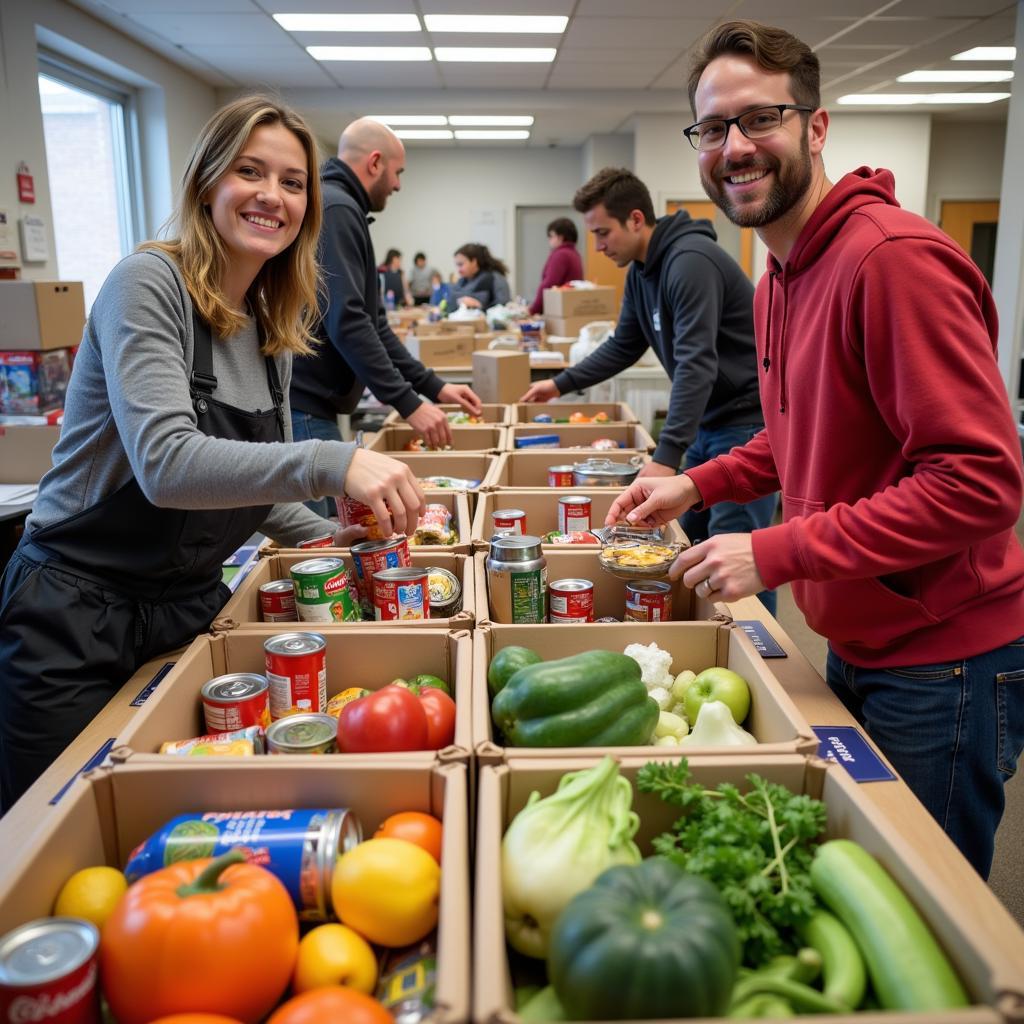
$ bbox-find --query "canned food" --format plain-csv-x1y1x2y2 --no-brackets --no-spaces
297,532,335,549
266,713,337,754
548,465,576,487
558,495,592,534
259,579,296,622
290,557,360,623
160,725,265,756
264,632,328,719
491,509,527,536
625,580,673,622
427,567,463,619
549,578,595,623
486,535,547,624
201,673,271,733
351,536,411,619
123,808,362,922
338,495,385,540
0,918,100,1024
373,567,430,621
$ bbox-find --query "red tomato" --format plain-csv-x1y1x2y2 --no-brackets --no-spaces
418,687,456,749
337,685,428,753
374,811,444,864
267,987,392,1024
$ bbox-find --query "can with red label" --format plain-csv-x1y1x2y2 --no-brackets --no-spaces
259,579,296,622
297,532,335,549
492,509,527,536
557,495,592,534
373,567,430,621
625,580,673,622
264,632,328,719
548,578,595,623
201,673,271,732
548,465,576,487
338,495,385,540
0,918,100,1024
351,536,411,618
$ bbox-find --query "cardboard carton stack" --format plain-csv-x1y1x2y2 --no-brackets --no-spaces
542,284,617,338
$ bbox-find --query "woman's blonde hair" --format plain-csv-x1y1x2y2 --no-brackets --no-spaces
143,95,323,356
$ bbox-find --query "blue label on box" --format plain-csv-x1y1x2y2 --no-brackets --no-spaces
735,620,787,658
131,661,175,707
812,726,897,783
50,738,116,805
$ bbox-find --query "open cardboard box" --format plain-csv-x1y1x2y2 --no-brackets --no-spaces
114,627,473,764
369,423,505,454
513,401,638,425
0,423,60,482
0,758,470,1024
474,754,1024,1024
472,488,687,547
507,423,655,452
488,450,648,488
472,621,816,763
379,451,499,500
384,403,511,426
542,285,617,319
220,550,474,630
404,333,475,368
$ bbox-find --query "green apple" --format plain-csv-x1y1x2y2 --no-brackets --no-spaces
683,666,751,726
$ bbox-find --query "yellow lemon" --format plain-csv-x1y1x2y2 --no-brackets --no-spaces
292,923,378,994
53,866,128,929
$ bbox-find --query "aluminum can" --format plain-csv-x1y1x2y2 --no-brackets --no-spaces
259,579,296,622
548,578,595,623
547,465,576,488
264,632,328,718
486,535,547,624
351,536,411,619
123,808,362,922
266,713,337,754
373,567,430,621
0,918,100,1024
625,580,673,622
297,532,335,549
426,567,463,619
201,673,271,733
558,495,592,534
491,509,527,536
338,495,385,540
290,557,360,623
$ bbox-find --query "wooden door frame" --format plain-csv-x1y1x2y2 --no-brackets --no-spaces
661,192,754,278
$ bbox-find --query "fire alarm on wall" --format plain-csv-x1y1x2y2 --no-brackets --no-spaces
17,162,35,204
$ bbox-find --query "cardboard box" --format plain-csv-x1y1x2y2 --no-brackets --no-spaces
383,403,511,426
475,754,1021,1024
542,285,617,319
473,351,531,405
544,314,616,338
376,451,499,497
543,338,575,361
0,758,470,1024
115,626,473,763
0,423,59,482
488,449,648,488
513,401,639,425
219,550,475,630
0,281,86,351
507,422,656,452
0,348,71,414
368,423,505,453
404,333,474,368
472,621,816,763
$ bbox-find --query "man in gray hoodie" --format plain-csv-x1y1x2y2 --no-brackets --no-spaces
522,167,776,608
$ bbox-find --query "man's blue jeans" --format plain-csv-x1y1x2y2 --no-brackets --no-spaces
291,410,340,519
682,424,779,614
826,636,1024,878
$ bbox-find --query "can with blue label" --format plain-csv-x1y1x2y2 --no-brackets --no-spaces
123,807,361,921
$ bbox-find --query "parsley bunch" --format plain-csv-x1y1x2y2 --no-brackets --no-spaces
637,759,827,967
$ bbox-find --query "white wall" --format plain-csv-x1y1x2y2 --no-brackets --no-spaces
582,133,634,179
926,120,1006,222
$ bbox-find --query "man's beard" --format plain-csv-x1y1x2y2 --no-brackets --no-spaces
367,177,390,213
701,131,812,228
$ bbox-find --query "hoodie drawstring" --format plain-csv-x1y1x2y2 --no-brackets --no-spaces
763,271,776,374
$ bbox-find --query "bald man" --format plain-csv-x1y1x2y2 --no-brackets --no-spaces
290,119,481,514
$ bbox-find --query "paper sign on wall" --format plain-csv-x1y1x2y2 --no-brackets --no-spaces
19,215,48,262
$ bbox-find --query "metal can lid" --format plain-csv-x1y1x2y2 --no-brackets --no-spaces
202,673,268,703
548,464,575,472
351,536,407,555
626,580,673,595
0,917,99,984
266,713,336,749
264,632,327,657
426,567,461,604
373,567,428,582
549,578,594,592
316,810,363,920
488,534,542,561
558,494,592,504
298,532,334,545
259,579,295,595
291,557,345,576
492,509,526,519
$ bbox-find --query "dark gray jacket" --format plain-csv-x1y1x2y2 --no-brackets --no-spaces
450,269,510,310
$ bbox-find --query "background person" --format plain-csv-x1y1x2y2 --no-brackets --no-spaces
528,216,584,315
409,251,437,305
378,247,412,308
450,242,511,310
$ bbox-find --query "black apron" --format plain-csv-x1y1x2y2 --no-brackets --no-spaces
0,311,284,810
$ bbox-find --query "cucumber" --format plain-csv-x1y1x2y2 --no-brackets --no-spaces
810,839,969,1011
800,910,866,1008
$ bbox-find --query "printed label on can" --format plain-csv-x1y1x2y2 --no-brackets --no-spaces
338,496,384,540
374,572,430,621
297,533,334,549
625,583,673,622
548,466,575,487
292,564,360,623
202,684,270,734
492,510,526,535
351,538,411,618
510,566,547,623
259,581,296,622
558,497,592,535
549,584,594,623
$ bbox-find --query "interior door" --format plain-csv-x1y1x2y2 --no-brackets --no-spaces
515,205,583,305
940,200,1000,284
666,199,754,278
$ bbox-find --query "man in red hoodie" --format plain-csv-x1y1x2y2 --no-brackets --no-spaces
607,20,1024,877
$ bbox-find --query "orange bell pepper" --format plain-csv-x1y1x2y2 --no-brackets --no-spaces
102,850,299,1024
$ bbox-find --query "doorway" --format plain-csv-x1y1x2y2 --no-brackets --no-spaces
515,205,584,307
666,199,755,278
940,200,999,285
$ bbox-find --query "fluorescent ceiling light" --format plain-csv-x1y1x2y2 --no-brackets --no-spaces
837,92,1010,104
395,129,454,140
307,46,431,61
434,47,556,62
898,69,1012,82
367,114,448,126
424,15,567,34
274,13,420,32
453,129,530,140
448,114,534,126
952,46,1016,61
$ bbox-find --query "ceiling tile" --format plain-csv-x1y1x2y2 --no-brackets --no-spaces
288,30,429,47
129,12,288,45
260,0,418,11
187,45,335,85
438,65,554,87
564,17,712,49
99,0,257,10
576,0,718,13
556,47,680,64
417,0,573,12
732,0,890,15
831,17,976,47
547,64,661,89
321,63,444,87
886,0,1014,14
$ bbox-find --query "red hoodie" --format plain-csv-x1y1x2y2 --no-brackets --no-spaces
687,167,1024,667
529,242,585,314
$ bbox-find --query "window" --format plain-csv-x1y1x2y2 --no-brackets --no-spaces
37,56,141,310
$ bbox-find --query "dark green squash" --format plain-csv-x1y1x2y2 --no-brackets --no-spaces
487,645,542,698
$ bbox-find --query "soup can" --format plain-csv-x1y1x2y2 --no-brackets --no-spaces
486,535,547,624
548,578,595,623
557,495,592,534
625,580,673,622
548,465,576,488
351,536,411,619
266,713,337,755
201,673,271,733
373,567,430,621
297,532,335,550
0,918,100,1024
492,509,527,536
427,566,463,618
264,632,328,719
259,579,296,622
338,496,385,540
290,557,360,623
123,808,362,922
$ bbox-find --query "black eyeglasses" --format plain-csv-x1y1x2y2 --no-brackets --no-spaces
683,104,813,151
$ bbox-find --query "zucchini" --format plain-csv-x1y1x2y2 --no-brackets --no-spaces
811,839,969,1011
800,909,866,1008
